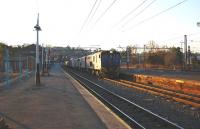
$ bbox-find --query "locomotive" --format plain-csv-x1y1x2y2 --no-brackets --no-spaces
68,50,121,78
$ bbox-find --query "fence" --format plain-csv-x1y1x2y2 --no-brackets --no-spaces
0,48,36,86
120,47,200,71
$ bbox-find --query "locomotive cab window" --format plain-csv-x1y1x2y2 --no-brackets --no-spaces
90,62,92,67
99,55,101,58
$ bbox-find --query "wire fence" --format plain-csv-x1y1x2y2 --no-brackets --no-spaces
0,48,36,86
120,46,200,72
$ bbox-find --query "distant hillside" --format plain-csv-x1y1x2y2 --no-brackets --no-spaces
50,46,92,62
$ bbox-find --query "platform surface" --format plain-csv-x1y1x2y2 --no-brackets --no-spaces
122,68,200,81
0,64,129,129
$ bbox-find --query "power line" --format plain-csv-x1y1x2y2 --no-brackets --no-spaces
93,0,118,27
124,0,188,31
87,0,102,26
159,31,200,43
80,0,99,32
113,0,148,28
121,0,157,28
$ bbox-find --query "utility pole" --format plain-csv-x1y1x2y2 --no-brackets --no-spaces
42,43,44,74
184,35,187,70
188,45,191,69
34,13,41,86
126,47,130,70
143,45,146,71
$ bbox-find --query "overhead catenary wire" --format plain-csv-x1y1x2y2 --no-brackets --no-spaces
87,0,102,27
80,0,99,32
113,0,148,28
157,32,200,47
121,0,157,28
123,0,188,31
93,0,118,27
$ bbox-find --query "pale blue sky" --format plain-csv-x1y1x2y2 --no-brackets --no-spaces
0,0,199,51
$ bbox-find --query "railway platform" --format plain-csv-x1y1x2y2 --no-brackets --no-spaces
121,69,200,96
122,69,200,81
0,64,129,129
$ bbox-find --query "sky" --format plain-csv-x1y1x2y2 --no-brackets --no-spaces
0,0,200,51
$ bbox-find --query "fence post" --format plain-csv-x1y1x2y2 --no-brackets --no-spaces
5,48,10,86
26,56,29,80
19,55,22,80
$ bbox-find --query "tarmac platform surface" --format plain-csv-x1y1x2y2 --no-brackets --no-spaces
0,64,129,129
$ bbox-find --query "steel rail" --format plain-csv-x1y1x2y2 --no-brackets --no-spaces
66,70,184,129
120,79,200,102
105,78,200,108
68,71,145,129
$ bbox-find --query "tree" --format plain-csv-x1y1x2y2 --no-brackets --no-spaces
0,42,8,71
164,47,183,66
147,51,165,65
146,40,159,53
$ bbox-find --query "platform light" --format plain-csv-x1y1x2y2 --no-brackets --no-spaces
34,13,42,86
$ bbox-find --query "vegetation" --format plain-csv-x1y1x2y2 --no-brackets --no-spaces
0,43,37,72
126,41,200,70
0,42,199,71
0,43,8,70
145,47,183,66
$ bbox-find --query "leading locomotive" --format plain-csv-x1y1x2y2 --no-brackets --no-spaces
68,50,121,78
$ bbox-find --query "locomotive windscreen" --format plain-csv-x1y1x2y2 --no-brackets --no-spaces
101,51,120,67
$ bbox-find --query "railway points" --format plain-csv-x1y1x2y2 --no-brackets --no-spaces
0,64,129,129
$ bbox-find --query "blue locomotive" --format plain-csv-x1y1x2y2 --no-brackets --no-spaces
68,50,120,78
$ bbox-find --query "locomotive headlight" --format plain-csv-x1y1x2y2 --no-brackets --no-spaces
110,51,113,53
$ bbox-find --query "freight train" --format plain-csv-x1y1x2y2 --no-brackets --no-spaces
67,50,121,78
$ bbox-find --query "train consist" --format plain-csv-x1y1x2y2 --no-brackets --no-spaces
67,50,121,78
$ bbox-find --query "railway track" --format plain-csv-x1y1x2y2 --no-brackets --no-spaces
104,78,200,108
67,70,184,129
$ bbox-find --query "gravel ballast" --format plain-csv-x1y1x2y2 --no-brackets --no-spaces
71,70,200,129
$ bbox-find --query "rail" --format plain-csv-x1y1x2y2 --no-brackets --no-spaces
104,78,200,108
65,69,184,129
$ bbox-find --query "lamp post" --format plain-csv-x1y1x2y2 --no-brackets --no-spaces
34,13,41,86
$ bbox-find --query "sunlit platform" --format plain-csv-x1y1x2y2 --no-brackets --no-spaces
0,64,129,129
